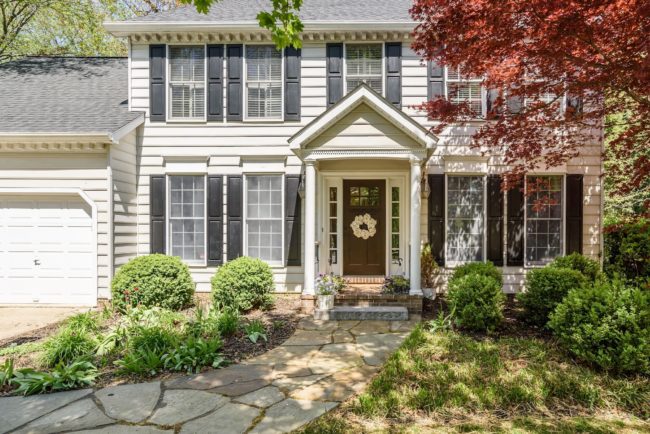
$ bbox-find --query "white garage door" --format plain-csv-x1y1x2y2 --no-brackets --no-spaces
0,195,96,305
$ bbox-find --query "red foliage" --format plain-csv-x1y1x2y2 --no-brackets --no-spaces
410,0,650,199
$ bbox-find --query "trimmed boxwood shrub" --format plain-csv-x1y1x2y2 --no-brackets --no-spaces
211,256,275,313
450,261,503,286
517,267,586,327
448,273,505,332
604,219,650,289
549,252,601,282
549,280,650,374
111,254,195,312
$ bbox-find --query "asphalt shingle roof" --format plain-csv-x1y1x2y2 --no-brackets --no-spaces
124,0,414,23
0,57,142,135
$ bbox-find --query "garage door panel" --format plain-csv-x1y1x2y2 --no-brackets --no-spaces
0,195,96,305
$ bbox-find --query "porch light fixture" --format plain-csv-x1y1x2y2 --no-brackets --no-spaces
298,171,305,199
422,173,431,199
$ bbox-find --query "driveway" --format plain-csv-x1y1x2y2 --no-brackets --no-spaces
0,307,86,343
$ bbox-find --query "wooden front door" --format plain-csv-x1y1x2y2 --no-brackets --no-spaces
343,180,385,275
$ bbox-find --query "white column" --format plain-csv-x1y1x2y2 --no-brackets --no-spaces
303,160,317,295
409,157,423,295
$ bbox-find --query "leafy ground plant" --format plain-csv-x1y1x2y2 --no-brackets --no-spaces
244,320,268,344
217,309,240,336
162,336,225,374
11,361,98,396
64,311,102,334
41,328,97,368
0,358,14,387
301,325,650,433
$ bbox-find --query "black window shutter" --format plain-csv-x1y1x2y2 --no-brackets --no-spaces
507,93,524,114
385,42,402,108
326,43,343,106
506,179,525,265
149,45,166,122
150,175,166,254
207,176,223,266
427,174,445,266
565,174,583,254
427,59,445,101
566,94,584,117
227,44,243,121
487,175,504,265
486,89,502,118
284,47,301,121
285,175,302,266
207,45,224,121
227,176,243,260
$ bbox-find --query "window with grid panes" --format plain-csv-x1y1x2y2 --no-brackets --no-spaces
526,176,563,266
328,187,338,265
446,67,482,116
246,175,283,262
391,187,400,262
246,45,282,119
447,176,484,264
169,176,205,262
345,44,382,94
168,46,205,119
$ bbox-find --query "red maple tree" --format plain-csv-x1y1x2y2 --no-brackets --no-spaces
410,0,649,201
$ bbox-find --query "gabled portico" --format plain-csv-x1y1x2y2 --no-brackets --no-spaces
289,84,437,297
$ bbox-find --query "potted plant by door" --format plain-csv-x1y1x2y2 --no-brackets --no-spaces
314,274,347,310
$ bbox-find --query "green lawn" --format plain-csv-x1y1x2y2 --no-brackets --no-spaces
301,325,650,433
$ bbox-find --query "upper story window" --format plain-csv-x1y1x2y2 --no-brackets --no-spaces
345,44,383,94
446,68,483,116
168,46,205,120
246,45,282,120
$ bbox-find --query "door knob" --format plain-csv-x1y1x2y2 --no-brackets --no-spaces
34,259,41,266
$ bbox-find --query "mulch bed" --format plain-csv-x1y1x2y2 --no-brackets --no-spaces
0,294,304,394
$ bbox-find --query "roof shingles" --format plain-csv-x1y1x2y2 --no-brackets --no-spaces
0,57,141,135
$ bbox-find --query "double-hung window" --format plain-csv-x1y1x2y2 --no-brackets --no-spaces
446,68,483,116
168,46,205,120
447,175,485,264
246,45,282,120
169,175,206,263
345,44,383,94
245,175,283,263
525,176,563,266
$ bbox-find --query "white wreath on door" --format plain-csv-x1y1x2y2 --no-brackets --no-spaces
350,213,377,240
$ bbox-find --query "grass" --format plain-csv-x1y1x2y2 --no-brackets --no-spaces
301,326,650,433
0,342,43,358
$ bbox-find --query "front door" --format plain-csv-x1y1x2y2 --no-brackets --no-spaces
343,180,385,275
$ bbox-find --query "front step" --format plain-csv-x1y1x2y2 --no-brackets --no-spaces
314,306,408,321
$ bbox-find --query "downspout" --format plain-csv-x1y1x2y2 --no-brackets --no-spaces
107,148,115,285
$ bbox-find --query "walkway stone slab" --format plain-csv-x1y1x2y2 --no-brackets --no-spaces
0,388,92,433
290,366,379,402
234,386,285,408
210,378,270,396
242,345,318,365
282,330,332,346
96,382,161,423
249,399,337,434
15,398,113,434
297,317,339,331
272,364,312,378
349,320,391,335
165,364,274,390
180,402,260,434
149,389,228,426
74,426,172,433
356,332,409,366
272,374,329,392
332,329,355,343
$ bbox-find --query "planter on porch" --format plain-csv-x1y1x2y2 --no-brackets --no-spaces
317,294,335,310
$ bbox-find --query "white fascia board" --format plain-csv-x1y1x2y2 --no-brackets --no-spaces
109,114,145,144
0,132,111,144
104,20,416,36
289,85,437,150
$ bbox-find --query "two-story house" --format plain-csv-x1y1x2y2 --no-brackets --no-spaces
0,0,603,308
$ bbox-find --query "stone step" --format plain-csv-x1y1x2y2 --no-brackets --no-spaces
314,306,408,321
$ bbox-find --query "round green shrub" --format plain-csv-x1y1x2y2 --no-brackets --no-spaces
604,219,650,289
549,280,650,374
111,254,195,312
517,267,586,327
450,261,503,286
448,274,505,332
211,256,275,313
550,253,601,282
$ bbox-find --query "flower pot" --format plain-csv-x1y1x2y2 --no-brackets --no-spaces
317,294,335,310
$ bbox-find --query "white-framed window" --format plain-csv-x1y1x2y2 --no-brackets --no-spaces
446,175,485,265
245,174,284,263
245,45,283,120
168,46,206,120
446,67,483,116
168,175,206,263
345,43,383,94
525,175,564,266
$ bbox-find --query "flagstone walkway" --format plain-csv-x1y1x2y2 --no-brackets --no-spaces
0,316,419,434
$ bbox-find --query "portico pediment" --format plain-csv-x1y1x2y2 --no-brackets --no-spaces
289,84,437,160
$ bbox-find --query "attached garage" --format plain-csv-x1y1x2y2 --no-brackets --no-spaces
0,194,97,305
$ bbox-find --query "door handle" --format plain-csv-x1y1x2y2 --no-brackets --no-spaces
34,259,41,266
